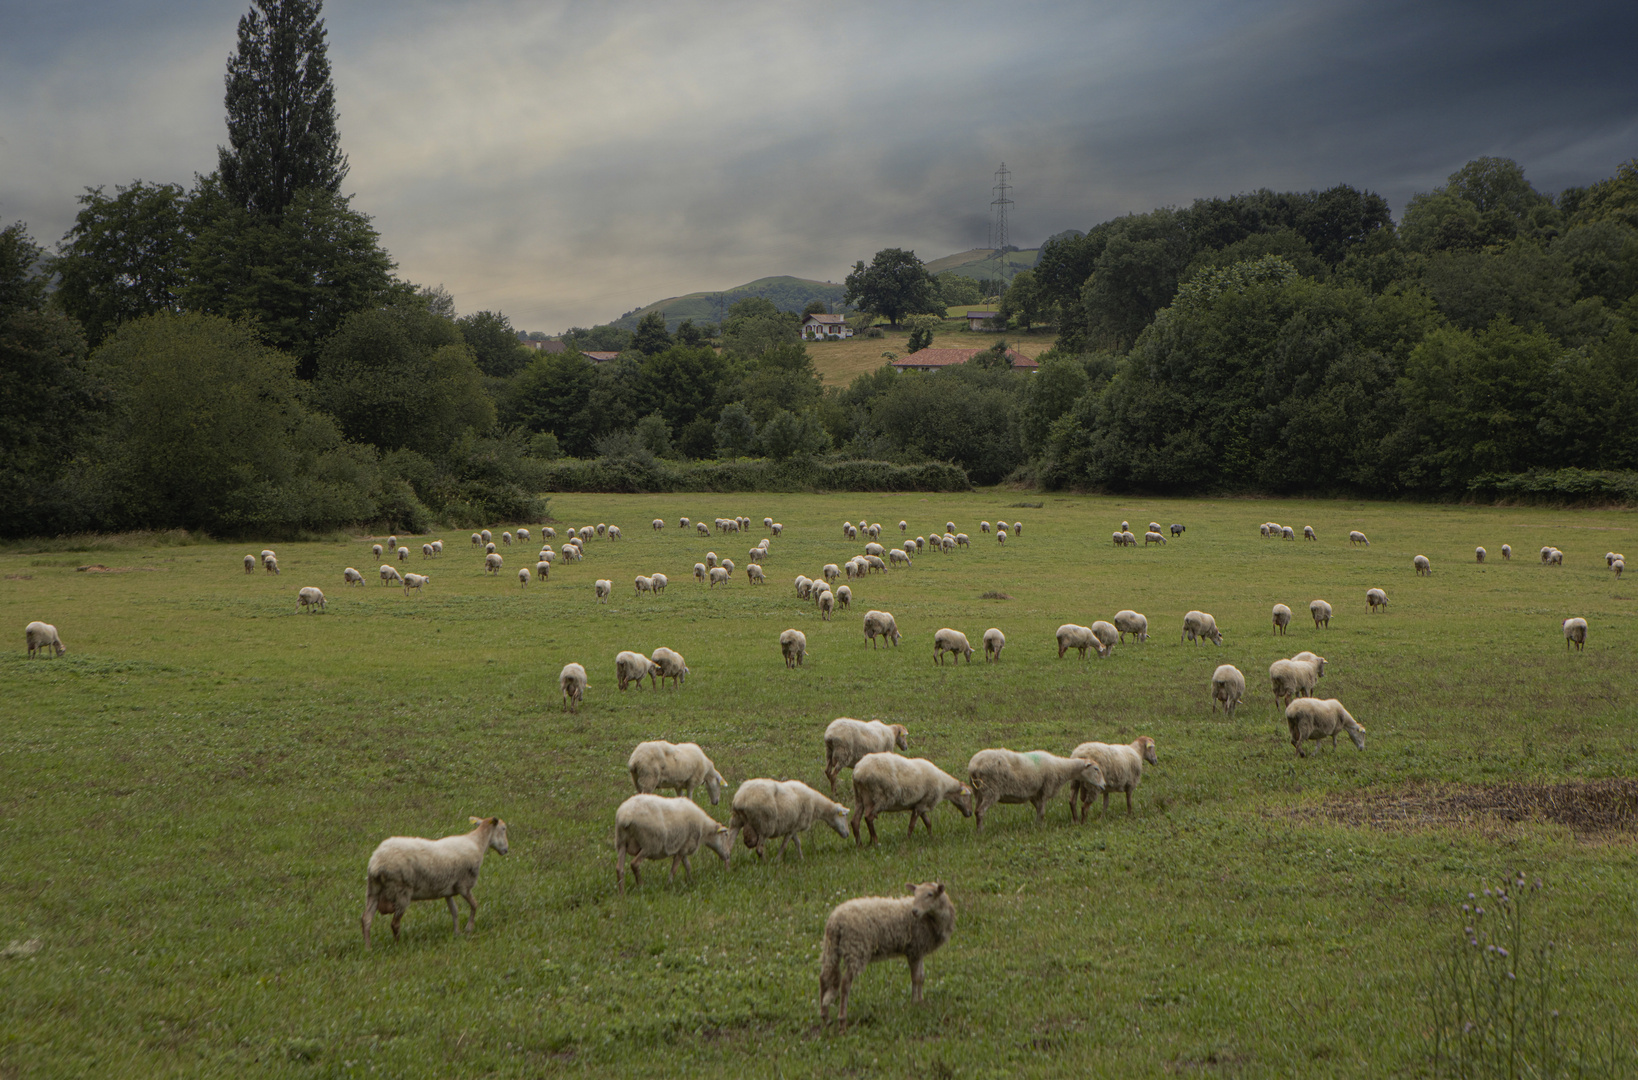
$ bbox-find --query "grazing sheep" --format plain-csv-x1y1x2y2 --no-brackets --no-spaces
652,518,665,532
1272,604,1292,635
1476,546,1486,563
967,749,1104,833
1501,544,1511,560
1089,620,1119,653
954,533,969,548
388,535,398,550
1147,521,1161,534
343,567,364,587
694,562,707,583
607,526,622,540
863,610,901,649
420,543,433,559
24,621,65,658
819,563,840,584
544,527,556,538
403,573,429,595
243,553,257,573
559,662,587,711
1291,651,1327,677
679,518,690,530
515,530,527,544
1546,548,1563,566
865,554,887,572
945,520,955,533
996,529,1007,545
709,567,729,587
614,794,732,894
1269,658,1322,710
1563,617,1588,651
1211,664,1245,717
561,544,582,563
379,564,401,585
293,586,328,614
1540,546,1553,564
697,522,711,537
823,719,909,794
1070,736,1158,820
1302,525,1316,540
628,740,724,803
1056,623,1107,660
595,579,612,602
431,540,443,556
485,553,503,574
780,628,808,668
1413,554,1432,575
844,523,857,540
980,521,991,534
819,882,955,1030
485,542,497,555
722,558,735,576
771,523,783,536
1171,523,1185,537
748,564,766,584
835,584,851,609
651,572,667,594
1013,521,1022,535
1349,531,1369,546
1367,587,1388,613
1286,698,1365,757
729,779,849,860
501,532,512,547
864,542,884,558
1112,611,1148,643
889,549,911,568
650,647,689,688
849,753,972,845
749,547,765,563
469,533,480,547
1181,611,1223,645
1144,530,1166,546
1120,521,1129,532
705,551,718,568
932,628,973,665
634,575,653,597
518,568,531,588
361,816,509,946
983,627,1005,661
819,590,836,621
480,529,492,545
1614,559,1624,578
1280,526,1296,540
1111,531,1126,547
595,524,606,537
396,546,409,562
794,574,813,598
536,560,551,581
1121,530,1138,547
1310,599,1332,628
263,555,280,575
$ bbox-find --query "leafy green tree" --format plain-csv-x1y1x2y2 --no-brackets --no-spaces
1565,158,1638,230
562,324,632,352
996,269,1043,330
970,339,1016,371
674,318,707,347
586,357,652,438
53,182,190,346
1555,221,1638,306
312,304,493,455
218,0,348,217
1080,209,1193,351
720,303,798,358
457,310,531,378
1401,158,1559,254
905,324,933,353
1019,352,1095,455
844,248,938,327
937,272,983,307
1420,240,1589,342
801,300,829,317
757,408,829,461
714,401,758,458
633,412,673,457
736,342,822,422
1,222,101,536
868,365,1022,483
631,311,671,356
641,344,728,431
676,417,717,459
502,351,596,448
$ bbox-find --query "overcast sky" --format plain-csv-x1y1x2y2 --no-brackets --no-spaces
3,0,1635,332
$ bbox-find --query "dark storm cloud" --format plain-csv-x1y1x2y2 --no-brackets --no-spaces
2,0,1633,331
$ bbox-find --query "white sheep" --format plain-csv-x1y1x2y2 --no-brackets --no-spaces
243,553,257,574
650,572,667,594
945,520,955,533
983,627,1005,661
843,523,857,540
863,610,901,649
1269,658,1322,710
1181,611,1223,645
819,882,954,1030
379,564,402,585
705,551,718,568
1120,521,1129,532
1501,544,1511,560
865,554,887,573
1120,530,1137,547
1211,664,1245,716
1476,546,1486,563
1349,531,1369,546
485,542,497,555
771,523,783,536
484,552,503,574
422,543,435,559
709,566,729,587
1607,551,1623,568
595,579,612,602
480,529,492,544
536,560,551,581
544,527,555,538
1070,736,1158,820
823,719,908,794
361,816,509,946
996,529,1007,545
1413,554,1431,575
818,590,835,621
1280,526,1296,540
634,574,653,596
616,649,658,691
24,621,65,658
1546,548,1563,566
515,529,527,544
765,517,775,529
1013,521,1022,535
835,584,851,609
1111,530,1126,547
1272,603,1292,635
748,564,766,584
932,628,972,665
1113,610,1148,643
1303,526,1316,540
469,533,480,547
889,549,911,567
954,533,968,548
1055,623,1106,660
864,542,884,557
343,567,364,587
263,554,280,575
1563,617,1588,651
653,518,665,531
729,778,850,860
848,753,972,844
1090,620,1118,653
1144,530,1166,546
967,748,1103,833
868,523,882,539
721,558,735,576
1367,587,1388,613
981,521,991,533
614,794,731,894
696,522,711,537
260,548,275,562
387,535,398,549
628,740,724,803
650,647,689,688
1285,698,1365,757
1540,545,1553,564
559,662,587,711
679,518,690,530
296,586,326,612
396,546,409,562
1310,599,1332,628
694,562,708,583
1615,559,1625,579
403,573,429,595
780,628,808,668
517,568,531,588
902,540,916,555
608,525,622,540
596,523,606,537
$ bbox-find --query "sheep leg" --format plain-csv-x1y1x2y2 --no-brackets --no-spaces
865,813,879,845
390,902,405,940
1032,795,1046,823
1125,791,1134,814
446,895,461,935
680,854,694,884
361,891,377,946
909,955,926,1002
1103,790,1111,815
792,834,804,859
460,885,479,932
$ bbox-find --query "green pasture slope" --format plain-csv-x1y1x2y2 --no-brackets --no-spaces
2,494,1635,1077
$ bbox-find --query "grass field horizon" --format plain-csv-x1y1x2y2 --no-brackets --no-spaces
3,492,1635,1077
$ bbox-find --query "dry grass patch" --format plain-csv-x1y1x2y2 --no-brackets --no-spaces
1306,779,1638,838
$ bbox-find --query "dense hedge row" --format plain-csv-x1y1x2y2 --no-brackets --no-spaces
535,457,971,494
1468,468,1638,507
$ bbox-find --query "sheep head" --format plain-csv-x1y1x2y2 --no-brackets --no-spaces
1077,759,1107,792
891,724,909,751
703,768,725,805
704,825,733,869
1135,736,1158,766
946,784,974,817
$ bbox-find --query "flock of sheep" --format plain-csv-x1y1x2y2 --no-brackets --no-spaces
19,506,1613,1029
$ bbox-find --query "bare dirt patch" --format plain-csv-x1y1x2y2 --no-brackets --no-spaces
1304,780,1638,838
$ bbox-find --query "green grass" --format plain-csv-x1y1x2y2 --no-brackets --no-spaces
3,493,1636,1077
807,329,1056,385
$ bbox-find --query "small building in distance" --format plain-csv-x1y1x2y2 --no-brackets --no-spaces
520,338,566,353
891,347,1037,373
963,310,1001,331
801,313,853,340
581,351,622,364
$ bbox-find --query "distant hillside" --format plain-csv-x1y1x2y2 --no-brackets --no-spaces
932,247,1040,283
609,276,849,331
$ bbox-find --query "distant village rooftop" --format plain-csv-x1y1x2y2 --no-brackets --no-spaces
891,348,1036,372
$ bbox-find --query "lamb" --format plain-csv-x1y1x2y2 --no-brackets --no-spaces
263,554,280,575
835,584,851,609
932,628,972,664
1181,610,1223,645
1563,617,1588,651
403,573,429,595
343,567,364,587
983,627,1005,661
484,552,503,574
243,553,257,573
1089,620,1119,653
694,562,708,583
595,579,612,602
1144,530,1166,546
1070,736,1158,820
1056,623,1107,660
967,748,1104,833
1285,698,1365,757
1476,546,1486,563
518,568,531,588
1269,658,1322,710
1113,610,1148,643
1367,587,1388,612
1310,599,1332,629
24,621,65,658
819,882,955,1030
379,564,402,585
650,646,689,688
747,564,766,584
863,610,901,649
559,662,587,711
1413,554,1432,575
1211,664,1245,717
819,590,836,621
729,779,850,860
709,566,729,587
361,816,509,946
614,794,732,894
1303,526,1316,540
627,740,725,803
1349,531,1370,546
823,719,909,794
849,753,972,844
1272,603,1292,635
1501,544,1511,560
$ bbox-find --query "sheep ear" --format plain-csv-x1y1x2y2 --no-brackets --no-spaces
489,816,500,825
933,883,945,896
470,816,483,824
905,883,917,895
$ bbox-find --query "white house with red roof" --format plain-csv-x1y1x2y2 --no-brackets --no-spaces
801,313,852,340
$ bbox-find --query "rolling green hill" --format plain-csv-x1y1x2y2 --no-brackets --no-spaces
610,276,849,331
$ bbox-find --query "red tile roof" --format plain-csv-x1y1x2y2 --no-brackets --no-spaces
891,348,1037,370
803,313,846,324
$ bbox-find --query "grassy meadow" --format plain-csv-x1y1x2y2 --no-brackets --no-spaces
805,329,1057,385
2,493,1636,1078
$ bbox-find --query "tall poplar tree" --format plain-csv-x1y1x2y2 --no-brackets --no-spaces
218,0,348,218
